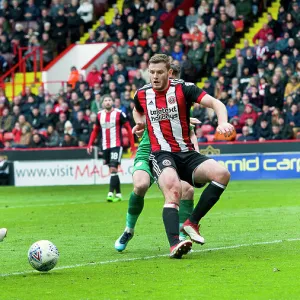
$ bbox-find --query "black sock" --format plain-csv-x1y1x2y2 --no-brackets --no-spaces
110,173,120,193
162,204,180,247
189,181,226,224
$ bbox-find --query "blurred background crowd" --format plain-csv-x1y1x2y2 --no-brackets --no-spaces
0,0,299,149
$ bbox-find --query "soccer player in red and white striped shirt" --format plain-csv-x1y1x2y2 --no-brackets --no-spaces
134,54,234,258
87,95,135,202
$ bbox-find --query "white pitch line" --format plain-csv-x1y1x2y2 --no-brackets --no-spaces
1,237,299,278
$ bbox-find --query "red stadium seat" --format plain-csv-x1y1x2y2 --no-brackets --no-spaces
3,132,14,141
128,70,137,83
232,20,244,32
206,134,215,142
201,125,214,135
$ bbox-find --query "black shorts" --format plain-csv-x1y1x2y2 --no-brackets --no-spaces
149,151,210,187
102,147,123,168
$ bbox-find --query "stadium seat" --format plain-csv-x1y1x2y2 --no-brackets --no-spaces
128,70,137,83
232,20,244,32
3,132,14,141
201,125,214,135
206,134,215,142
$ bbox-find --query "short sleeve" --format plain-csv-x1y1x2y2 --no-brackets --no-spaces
134,91,144,113
182,82,207,104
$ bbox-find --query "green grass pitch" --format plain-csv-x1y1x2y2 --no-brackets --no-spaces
0,179,300,300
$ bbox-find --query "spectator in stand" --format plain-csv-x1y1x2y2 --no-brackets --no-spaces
73,110,89,142
253,23,273,44
30,107,45,130
217,13,235,46
241,39,254,57
52,17,68,53
13,125,31,148
68,66,80,89
278,116,293,140
198,0,209,16
68,7,84,43
196,127,208,143
174,9,187,33
86,65,101,88
237,126,256,141
40,33,55,64
45,125,59,147
12,122,22,143
62,133,77,147
224,0,236,20
56,112,67,137
226,99,238,120
256,119,271,141
29,133,46,148
186,6,198,32
90,93,102,114
0,108,13,133
203,31,223,75
264,85,283,111
25,0,40,21
77,0,93,31
236,0,252,24
287,104,300,135
50,0,64,18
239,104,258,126
256,39,269,61
133,70,146,89
268,125,282,140
285,75,300,97
171,44,184,62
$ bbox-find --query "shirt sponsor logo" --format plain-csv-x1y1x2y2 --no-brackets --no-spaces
149,106,178,122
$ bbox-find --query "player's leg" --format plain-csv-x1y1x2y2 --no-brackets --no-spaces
0,228,7,242
182,158,230,244
179,181,194,241
108,147,123,202
151,152,192,258
115,169,150,252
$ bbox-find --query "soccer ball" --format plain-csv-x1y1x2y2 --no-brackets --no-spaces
28,240,59,272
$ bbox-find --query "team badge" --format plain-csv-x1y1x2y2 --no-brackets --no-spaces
162,160,172,166
168,96,176,104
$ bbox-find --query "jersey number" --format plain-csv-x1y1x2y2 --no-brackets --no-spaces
111,152,118,160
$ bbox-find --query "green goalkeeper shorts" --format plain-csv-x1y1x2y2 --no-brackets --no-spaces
132,159,155,186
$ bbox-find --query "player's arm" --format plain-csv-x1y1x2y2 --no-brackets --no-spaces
87,116,100,154
120,112,136,151
183,83,234,136
189,128,199,152
200,94,234,135
132,92,146,137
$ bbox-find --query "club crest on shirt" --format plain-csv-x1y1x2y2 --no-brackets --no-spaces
162,160,172,166
168,96,176,104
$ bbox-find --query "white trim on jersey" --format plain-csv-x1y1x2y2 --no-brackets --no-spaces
100,110,106,150
166,86,188,152
146,88,171,152
118,147,123,163
110,110,117,148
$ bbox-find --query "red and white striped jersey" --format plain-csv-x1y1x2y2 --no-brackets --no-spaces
134,79,206,152
96,108,128,150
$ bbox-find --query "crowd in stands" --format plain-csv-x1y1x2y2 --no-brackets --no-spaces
0,0,300,149
0,0,94,73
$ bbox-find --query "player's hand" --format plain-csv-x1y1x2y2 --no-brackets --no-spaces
216,122,235,137
189,117,201,125
87,145,93,155
132,122,145,138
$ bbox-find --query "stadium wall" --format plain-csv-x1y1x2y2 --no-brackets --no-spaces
42,43,110,94
1,141,300,161
10,152,300,186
